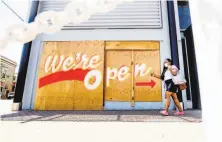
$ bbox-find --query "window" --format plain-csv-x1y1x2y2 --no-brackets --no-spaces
177,1,191,30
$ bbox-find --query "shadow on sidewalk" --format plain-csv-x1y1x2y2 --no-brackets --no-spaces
0,110,202,123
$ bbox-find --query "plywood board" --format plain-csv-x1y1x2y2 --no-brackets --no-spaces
106,41,159,50
134,50,162,102
105,51,133,101
34,41,104,110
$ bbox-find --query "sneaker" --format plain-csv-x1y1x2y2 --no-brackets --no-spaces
174,111,184,115
160,110,169,116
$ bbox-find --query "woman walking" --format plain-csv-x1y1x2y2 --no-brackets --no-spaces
151,59,184,116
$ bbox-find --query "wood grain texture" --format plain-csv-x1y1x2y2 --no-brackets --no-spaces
105,41,159,50
105,41,161,102
134,50,162,102
105,51,133,101
34,41,161,110
34,41,104,110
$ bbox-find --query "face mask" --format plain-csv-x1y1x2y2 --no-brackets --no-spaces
164,63,168,67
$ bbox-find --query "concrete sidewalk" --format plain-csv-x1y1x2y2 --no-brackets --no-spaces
0,100,13,114
0,121,205,142
1,110,201,122
0,100,201,122
0,100,205,142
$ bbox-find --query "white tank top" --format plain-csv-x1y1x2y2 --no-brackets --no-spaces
164,70,173,81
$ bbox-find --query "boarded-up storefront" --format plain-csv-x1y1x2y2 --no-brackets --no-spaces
22,1,179,110
34,41,161,110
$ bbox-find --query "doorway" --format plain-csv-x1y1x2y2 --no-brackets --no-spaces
104,41,162,108
183,26,201,109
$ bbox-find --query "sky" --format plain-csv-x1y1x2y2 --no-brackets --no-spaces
0,0,30,73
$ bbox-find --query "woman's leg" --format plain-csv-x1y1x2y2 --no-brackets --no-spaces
171,93,183,112
165,91,172,112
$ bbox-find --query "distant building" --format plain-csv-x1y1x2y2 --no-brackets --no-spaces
0,55,17,94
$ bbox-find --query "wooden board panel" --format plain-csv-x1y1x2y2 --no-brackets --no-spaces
105,51,132,101
134,50,162,102
106,41,159,50
34,41,104,110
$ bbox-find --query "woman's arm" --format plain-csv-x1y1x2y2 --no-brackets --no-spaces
151,72,161,79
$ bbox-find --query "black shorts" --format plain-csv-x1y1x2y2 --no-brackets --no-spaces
165,79,178,93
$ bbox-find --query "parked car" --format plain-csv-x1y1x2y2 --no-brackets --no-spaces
6,92,14,99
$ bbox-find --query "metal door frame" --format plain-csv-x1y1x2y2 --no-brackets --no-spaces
181,32,193,109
